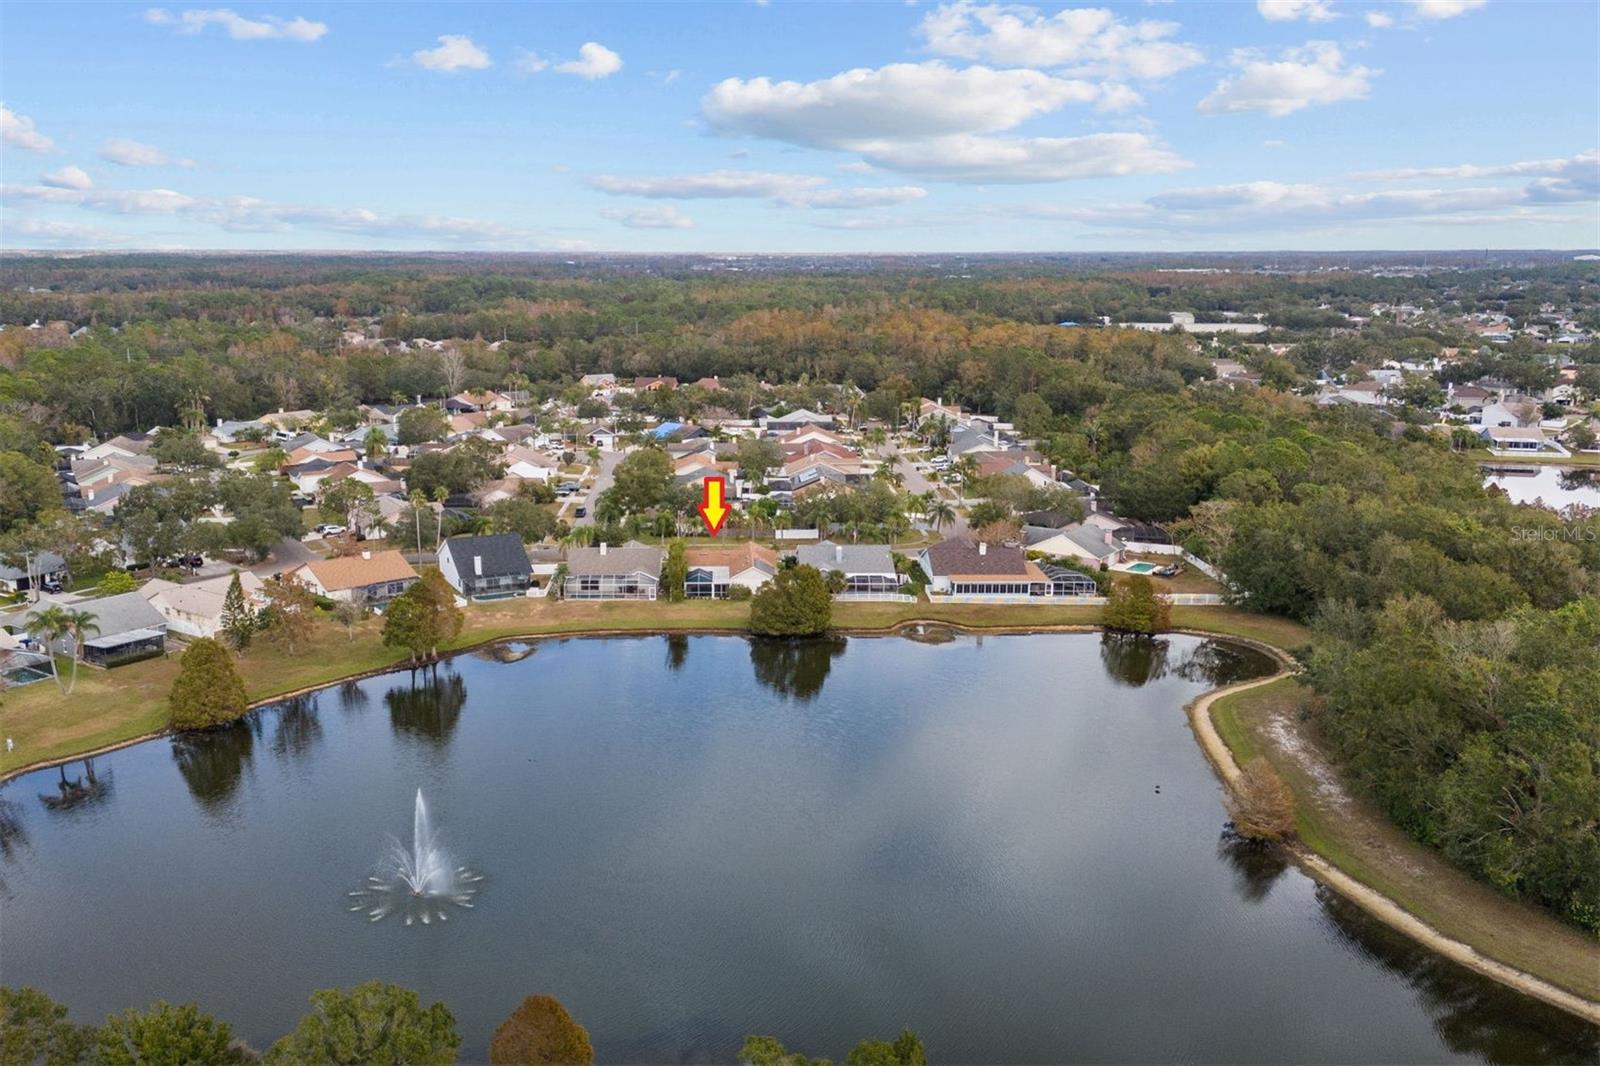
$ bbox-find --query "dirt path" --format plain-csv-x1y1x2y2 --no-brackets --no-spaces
1187,667,1600,1025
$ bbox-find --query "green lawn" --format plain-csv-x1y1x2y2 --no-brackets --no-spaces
1210,677,1600,1002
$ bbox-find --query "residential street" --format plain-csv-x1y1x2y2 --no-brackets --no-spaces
877,441,967,537
573,449,625,527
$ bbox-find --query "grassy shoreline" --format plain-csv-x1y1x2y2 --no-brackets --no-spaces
0,600,1306,780
1207,676,1600,1009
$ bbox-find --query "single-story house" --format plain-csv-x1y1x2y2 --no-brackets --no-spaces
0,551,67,594
562,543,662,600
140,570,266,638
585,425,622,451
762,408,835,433
1037,563,1100,596
438,533,533,599
1479,425,1549,452
285,550,419,604
1025,523,1126,567
683,543,779,598
919,536,1044,596
793,541,900,595
34,590,169,667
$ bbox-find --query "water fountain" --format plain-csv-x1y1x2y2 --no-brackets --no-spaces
349,789,482,925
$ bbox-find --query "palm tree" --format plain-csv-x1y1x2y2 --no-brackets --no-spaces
23,605,97,695
928,498,957,534
60,608,99,694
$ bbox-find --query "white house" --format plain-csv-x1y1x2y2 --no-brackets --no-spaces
140,570,266,638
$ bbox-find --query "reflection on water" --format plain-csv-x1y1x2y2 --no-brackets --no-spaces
748,637,846,700
477,641,537,664
1099,633,1171,687
1317,887,1600,1065
37,759,112,814
1484,465,1600,509
386,669,468,746
665,633,689,671
172,719,259,813
2,633,1588,1063
337,679,369,714
1216,827,1291,904
271,694,322,761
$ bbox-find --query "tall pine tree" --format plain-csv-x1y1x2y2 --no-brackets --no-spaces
220,571,254,653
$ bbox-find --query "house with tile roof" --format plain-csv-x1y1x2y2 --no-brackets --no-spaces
793,540,900,595
683,542,779,598
284,550,419,604
919,535,1050,597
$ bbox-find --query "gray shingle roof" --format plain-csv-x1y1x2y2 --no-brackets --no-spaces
793,540,896,577
441,534,531,580
565,545,662,578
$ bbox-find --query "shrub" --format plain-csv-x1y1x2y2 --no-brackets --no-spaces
1227,758,1297,842
168,638,248,730
98,570,138,595
265,981,459,1066
488,995,594,1065
1103,574,1170,634
93,1001,247,1066
750,564,832,637
727,583,752,601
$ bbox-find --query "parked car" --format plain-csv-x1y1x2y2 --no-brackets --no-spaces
40,578,63,594
574,506,587,518
556,482,582,496
315,523,347,537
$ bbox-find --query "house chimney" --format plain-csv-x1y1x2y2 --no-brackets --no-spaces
362,550,372,560
215,417,222,428
1103,530,1113,545
473,555,482,576
978,541,987,556
599,542,608,556
834,543,844,563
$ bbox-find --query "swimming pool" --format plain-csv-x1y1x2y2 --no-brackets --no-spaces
1124,561,1158,574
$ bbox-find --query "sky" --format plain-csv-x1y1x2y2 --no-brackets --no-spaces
1,0,1597,252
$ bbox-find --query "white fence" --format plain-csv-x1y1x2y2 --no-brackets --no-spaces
775,528,821,541
933,592,1226,606
1122,541,1226,583
836,591,917,603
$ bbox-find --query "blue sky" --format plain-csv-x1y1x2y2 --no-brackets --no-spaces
2,0,1596,251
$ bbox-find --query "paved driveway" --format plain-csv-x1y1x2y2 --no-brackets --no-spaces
573,449,625,526
251,535,319,576
876,441,966,537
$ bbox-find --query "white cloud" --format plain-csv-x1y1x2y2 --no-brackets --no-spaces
1364,10,1395,26
41,165,93,190
917,2,1204,79
1006,164,1596,235
586,170,828,199
600,205,693,229
144,7,327,42
1352,150,1598,183
0,182,534,245
704,61,1126,148
0,217,133,246
554,42,623,79
514,50,549,73
853,131,1188,182
99,138,193,167
0,104,58,152
1257,0,1338,20
1409,0,1486,19
411,35,492,73
1198,42,1376,117
786,186,930,208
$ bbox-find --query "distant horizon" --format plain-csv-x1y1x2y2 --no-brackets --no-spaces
7,247,1600,257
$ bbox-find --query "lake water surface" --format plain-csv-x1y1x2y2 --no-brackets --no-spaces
1484,465,1600,509
1,633,1594,1063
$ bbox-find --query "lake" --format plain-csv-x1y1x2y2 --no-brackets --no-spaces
1483,465,1600,509
1,633,1594,1063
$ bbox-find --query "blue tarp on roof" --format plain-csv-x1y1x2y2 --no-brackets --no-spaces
649,422,685,439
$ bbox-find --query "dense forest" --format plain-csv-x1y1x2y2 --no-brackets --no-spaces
1,255,1596,929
